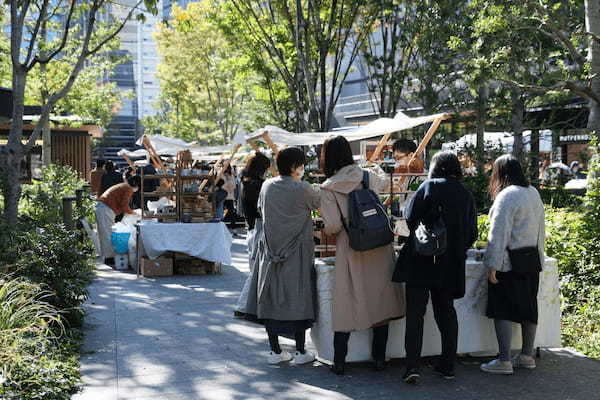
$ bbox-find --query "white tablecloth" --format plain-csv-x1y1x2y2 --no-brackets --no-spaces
310,254,561,363
139,222,232,265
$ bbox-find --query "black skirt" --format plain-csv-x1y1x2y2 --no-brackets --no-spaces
486,270,540,324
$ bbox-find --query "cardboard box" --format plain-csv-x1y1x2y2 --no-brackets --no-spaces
141,256,173,277
173,256,220,275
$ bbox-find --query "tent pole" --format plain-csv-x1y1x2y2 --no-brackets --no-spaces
201,144,242,192
141,135,166,172
367,132,393,165
260,131,280,176
122,153,135,169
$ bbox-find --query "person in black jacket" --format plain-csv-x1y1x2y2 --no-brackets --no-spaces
241,152,271,230
393,151,477,383
100,161,124,196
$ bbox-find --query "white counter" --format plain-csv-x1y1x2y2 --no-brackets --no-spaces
310,254,561,363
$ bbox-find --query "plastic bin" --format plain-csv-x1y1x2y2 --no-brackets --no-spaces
111,232,130,254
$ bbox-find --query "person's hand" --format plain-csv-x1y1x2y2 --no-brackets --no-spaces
488,269,498,284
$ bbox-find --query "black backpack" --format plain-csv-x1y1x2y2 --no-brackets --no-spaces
336,171,394,252
413,205,447,259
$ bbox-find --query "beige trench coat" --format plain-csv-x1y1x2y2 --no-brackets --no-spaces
320,164,406,332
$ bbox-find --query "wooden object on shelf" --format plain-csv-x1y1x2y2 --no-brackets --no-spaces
140,164,215,223
141,135,167,172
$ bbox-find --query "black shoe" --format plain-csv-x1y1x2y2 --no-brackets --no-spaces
433,364,455,380
330,363,345,375
373,359,386,372
403,367,420,384
233,311,245,319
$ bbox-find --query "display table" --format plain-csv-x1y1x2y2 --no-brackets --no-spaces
139,221,233,266
310,254,561,363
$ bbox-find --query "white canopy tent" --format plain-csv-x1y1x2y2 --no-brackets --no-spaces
247,111,448,147
117,131,249,161
442,130,553,153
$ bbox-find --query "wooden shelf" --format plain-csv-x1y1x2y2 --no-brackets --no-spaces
143,191,176,196
143,174,176,179
179,175,212,180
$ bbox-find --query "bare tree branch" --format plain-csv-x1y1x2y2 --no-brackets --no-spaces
28,0,77,69
23,0,49,67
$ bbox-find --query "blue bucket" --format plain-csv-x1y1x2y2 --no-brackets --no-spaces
111,232,130,254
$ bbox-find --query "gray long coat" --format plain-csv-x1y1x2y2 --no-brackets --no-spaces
255,176,321,321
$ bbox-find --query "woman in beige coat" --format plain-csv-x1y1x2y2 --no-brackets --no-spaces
320,136,405,375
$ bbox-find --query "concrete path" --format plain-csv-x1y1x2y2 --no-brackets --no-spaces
75,237,600,400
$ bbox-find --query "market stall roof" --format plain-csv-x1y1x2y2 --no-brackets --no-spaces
247,111,449,147
442,130,553,153
118,131,249,160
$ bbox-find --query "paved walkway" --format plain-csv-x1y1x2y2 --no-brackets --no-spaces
75,237,600,400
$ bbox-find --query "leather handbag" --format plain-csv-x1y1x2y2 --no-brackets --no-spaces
507,224,543,275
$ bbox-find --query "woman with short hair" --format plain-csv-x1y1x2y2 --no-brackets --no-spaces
319,135,405,375
255,147,321,365
480,155,545,375
393,151,477,383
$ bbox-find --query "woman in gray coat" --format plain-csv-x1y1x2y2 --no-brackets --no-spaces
481,155,545,375
256,147,321,365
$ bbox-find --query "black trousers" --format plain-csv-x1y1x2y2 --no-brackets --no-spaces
224,200,239,229
334,324,389,363
405,286,458,369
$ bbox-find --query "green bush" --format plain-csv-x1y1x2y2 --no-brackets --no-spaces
539,186,583,208
545,141,600,358
0,277,81,400
20,165,95,227
463,173,492,214
14,225,95,327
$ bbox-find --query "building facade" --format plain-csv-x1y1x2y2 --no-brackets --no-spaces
96,1,163,166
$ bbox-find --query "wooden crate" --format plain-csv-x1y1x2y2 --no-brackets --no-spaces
173,253,221,275
141,256,173,277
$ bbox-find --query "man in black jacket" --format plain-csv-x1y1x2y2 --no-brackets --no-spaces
393,151,477,383
99,161,124,196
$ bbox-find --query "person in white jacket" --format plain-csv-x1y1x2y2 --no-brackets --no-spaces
481,155,545,375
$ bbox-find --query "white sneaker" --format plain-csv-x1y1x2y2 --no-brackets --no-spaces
480,359,514,375
268,350,293,364
292,351,315,365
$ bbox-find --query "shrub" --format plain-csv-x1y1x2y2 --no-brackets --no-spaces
463,173,492,214
20,164,95,227
14,225,95,326
0,277,81,400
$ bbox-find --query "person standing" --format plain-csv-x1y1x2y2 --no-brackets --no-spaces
256,147,320,365
100,161,124,196
95,175,141,265
90,159,105,196
234,152,271,319
393,151,477,383
222,165,240,235
320,136,405,375
480,155,545,375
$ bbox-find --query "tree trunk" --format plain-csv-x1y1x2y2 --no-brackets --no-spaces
585,0,600,135
511,88,525,162
2,70,27,224
530,128,540,187
42,119,52,165
475,86,488,173
40,11,52,165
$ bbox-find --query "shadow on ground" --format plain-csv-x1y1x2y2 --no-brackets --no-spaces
75,238,600,400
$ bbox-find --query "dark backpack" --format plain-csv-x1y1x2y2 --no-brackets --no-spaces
413,205,447,259
336,171,394,252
